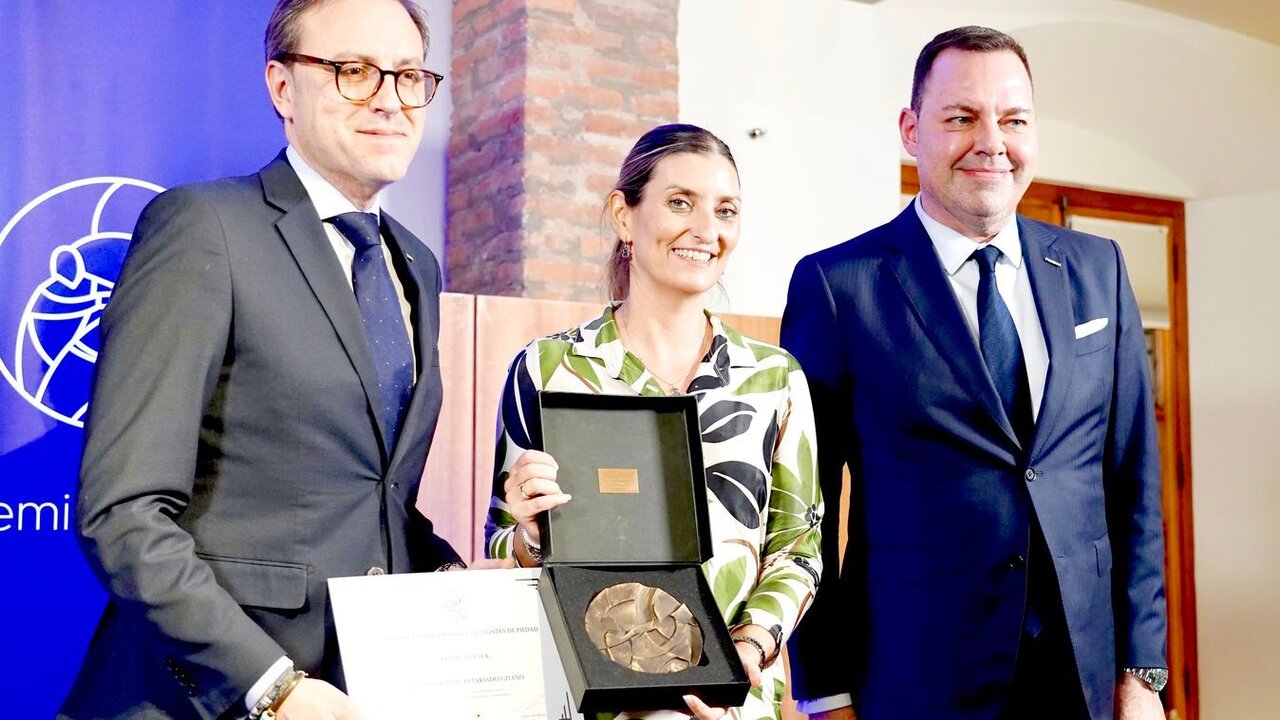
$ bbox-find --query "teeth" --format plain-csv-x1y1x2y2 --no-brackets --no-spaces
673,248,712,262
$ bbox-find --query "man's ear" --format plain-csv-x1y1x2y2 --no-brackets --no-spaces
899,107,920,158
265,60,294,120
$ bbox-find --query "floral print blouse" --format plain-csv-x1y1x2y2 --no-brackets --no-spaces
485,305,824,720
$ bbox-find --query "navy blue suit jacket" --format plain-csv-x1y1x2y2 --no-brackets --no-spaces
782,206,1166,720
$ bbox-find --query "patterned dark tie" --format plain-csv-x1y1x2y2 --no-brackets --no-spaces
973,245,1041,638
330,212,414,452
972,245,1033,448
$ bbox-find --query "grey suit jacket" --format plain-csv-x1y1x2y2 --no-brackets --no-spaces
60,152,460,720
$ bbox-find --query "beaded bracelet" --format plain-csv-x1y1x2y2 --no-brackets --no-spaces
519,526,544,564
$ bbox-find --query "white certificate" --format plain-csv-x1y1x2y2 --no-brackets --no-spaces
329,568,546,720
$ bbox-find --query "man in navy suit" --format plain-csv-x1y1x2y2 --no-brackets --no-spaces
61,1,462,718
783,26,1167,720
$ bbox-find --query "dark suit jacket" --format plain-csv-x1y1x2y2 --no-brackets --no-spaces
60,152,460,720
782,207,1166,720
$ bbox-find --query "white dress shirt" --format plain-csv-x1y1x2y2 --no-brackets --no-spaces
285,146,415,365
245,148,417,710
795,198,1050,716
913,195,1048,421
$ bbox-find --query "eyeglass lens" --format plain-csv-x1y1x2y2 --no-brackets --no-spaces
335,63,435,107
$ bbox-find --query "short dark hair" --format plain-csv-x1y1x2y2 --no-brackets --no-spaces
264,0,430,64
910,26,1032,112
605,124,737,301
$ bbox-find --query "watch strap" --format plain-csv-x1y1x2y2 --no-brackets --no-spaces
1123,667,1169,693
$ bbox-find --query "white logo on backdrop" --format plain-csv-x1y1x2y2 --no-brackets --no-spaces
0,178,164,427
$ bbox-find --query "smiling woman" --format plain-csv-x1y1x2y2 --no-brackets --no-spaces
602,125,740,306
484,124,825,720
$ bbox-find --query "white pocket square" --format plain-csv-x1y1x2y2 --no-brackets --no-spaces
1074,318,1109,339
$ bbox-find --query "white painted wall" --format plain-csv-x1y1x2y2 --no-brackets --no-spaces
680,1,1280,717
382,0,450,268
680,0,1280,317
1185,190,1280,720
1068,215,1170,328
678,0,900,317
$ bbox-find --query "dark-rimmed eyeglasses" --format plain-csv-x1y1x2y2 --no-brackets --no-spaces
275,52,443,108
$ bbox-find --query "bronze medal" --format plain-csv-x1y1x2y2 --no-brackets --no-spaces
584,582,703,673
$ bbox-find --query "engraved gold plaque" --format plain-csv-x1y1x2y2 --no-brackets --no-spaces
597,467,640,494
583,582,703,673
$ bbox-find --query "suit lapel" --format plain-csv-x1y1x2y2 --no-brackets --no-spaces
1020,218,1075,458
381,213,436,472
382,214,434,389
884,207,1019,448
260,153,387,456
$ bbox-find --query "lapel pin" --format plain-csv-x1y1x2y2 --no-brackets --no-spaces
1044,257,1062,268
405,252,415,262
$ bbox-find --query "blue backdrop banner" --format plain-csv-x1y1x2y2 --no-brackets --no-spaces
2,3,285,715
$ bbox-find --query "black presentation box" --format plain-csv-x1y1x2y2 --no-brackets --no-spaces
536,392,750,714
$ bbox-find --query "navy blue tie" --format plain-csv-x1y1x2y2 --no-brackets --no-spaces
972,245,1032,448
330,212,414,452
973,245,1043,638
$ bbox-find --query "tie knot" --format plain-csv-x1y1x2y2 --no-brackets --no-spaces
972,244,1003,274
331,212,382,251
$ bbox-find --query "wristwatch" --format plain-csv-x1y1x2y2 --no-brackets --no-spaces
1123,667,1169,693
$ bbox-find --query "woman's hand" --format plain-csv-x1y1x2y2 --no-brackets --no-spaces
465,557,516,569
683,694,731,719
681,624,775,720
730,624,776,689
733,640,763,689
503,450,571,557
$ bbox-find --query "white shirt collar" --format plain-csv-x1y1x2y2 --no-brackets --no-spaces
285,146,382,221
913,195,1022,275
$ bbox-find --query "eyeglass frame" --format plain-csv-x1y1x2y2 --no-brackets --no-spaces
274,52,444,108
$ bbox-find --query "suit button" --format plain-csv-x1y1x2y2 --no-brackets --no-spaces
366,566,386,576
1024,468,1037,482
1007,554,1026,569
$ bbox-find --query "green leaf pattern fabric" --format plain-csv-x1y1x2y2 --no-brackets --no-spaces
485,306,824,720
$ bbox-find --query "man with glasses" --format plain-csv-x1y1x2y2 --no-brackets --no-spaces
61,1,459,718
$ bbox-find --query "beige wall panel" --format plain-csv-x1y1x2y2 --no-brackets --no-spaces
472,295,602,559
417,292,477,562
720,312,780,345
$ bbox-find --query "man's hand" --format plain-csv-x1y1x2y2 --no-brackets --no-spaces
809,707,859,720
1115,672,1165,720
277,678,365,720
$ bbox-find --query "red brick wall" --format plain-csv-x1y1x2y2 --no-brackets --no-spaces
448,0,679,300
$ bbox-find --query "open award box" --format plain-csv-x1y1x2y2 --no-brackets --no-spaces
536,392,750,714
